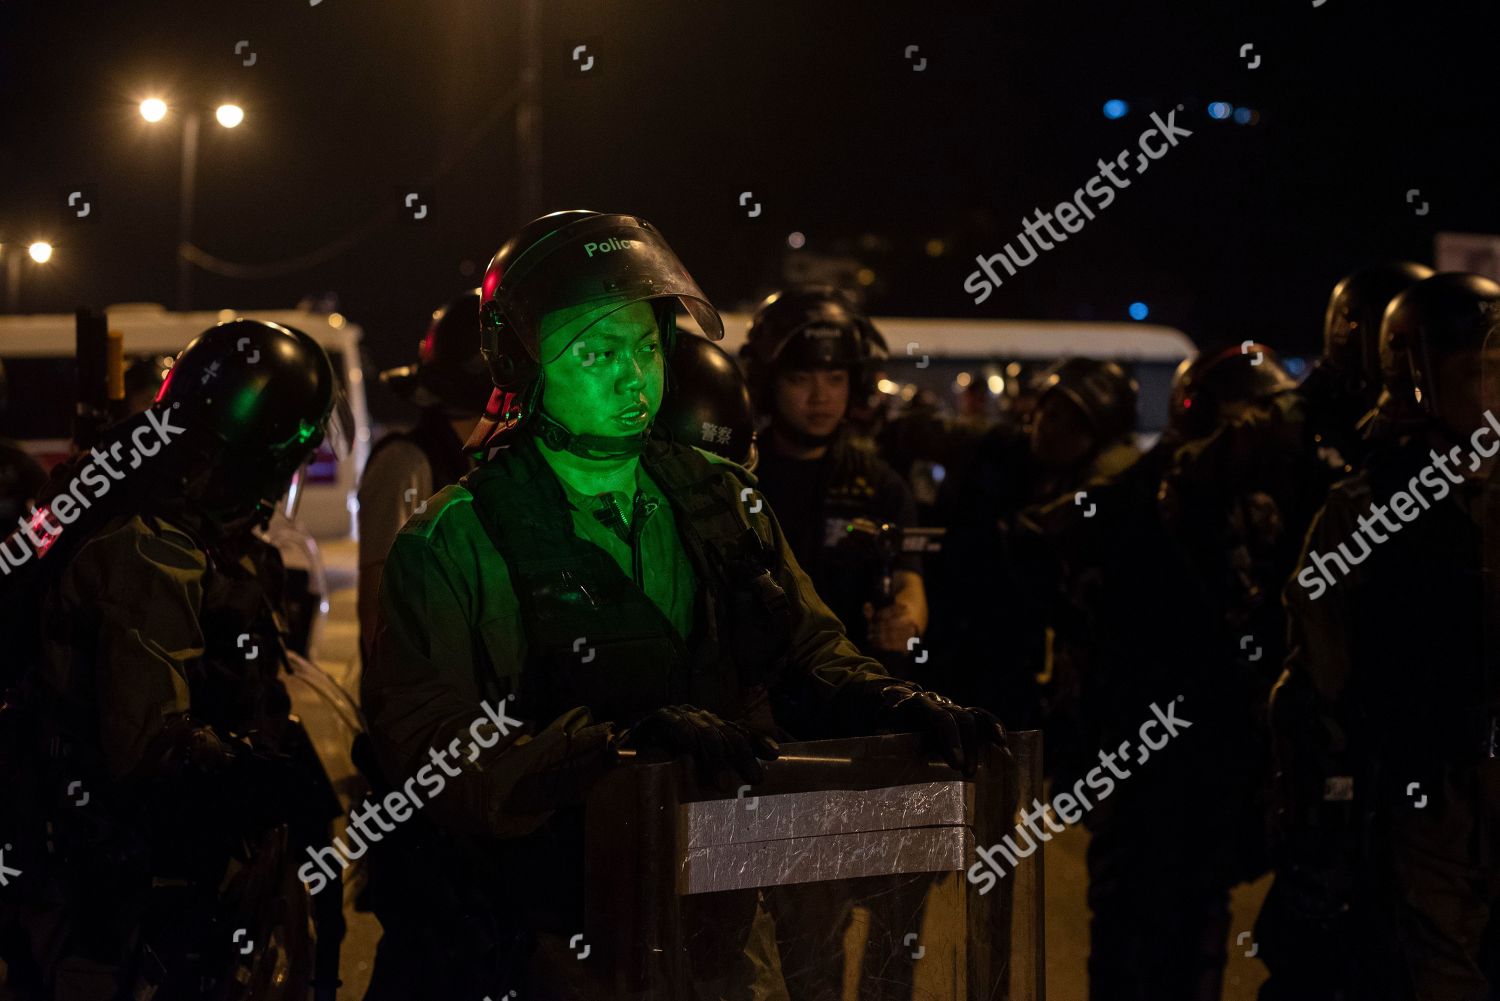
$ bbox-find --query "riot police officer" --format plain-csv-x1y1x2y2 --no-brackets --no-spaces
1157,343,1321,646
1364,270,1447,447
358,290,492,665
926,357,1139,726
1019,345,1312,1001
1265,273,1500,1001
1027,357,1141,495
739,286,928,670
360,210,1003,999
0,319,350,1000
1301,263,1433,472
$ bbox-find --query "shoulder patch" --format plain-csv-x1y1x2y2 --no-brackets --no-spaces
695,446,758,487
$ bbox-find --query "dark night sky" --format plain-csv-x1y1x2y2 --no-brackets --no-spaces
3,0,1496,402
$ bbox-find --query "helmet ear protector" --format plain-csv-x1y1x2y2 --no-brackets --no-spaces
474,295,540,444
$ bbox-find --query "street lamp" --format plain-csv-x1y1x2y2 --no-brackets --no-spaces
3,240,54,312
138,96,246,308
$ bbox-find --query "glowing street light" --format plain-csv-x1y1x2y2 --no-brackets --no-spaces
138,93,248,306
4,241,54,311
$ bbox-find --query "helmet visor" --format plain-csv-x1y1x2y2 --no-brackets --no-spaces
280,460,309,522
259,380,354,506
324,383,355,460
771,324,877,371
495,214,723,363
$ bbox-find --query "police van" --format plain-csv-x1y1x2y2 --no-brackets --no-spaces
0,304,371,539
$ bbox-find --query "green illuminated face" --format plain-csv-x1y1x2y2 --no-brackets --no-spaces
540,300,665,438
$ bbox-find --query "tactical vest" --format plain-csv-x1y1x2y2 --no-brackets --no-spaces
823,434,886,523
461,435,793,731
399,438,797,944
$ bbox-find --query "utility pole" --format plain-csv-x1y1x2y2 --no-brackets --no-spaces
176,111,201,310
516,0,543,225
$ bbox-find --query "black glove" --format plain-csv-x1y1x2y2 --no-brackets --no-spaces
868,681,1006,777
617,705,780,787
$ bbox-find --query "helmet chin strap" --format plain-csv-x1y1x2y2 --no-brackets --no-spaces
771,415,839,449
535,410,652,461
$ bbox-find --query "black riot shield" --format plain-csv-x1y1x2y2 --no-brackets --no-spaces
577,730,1043,1000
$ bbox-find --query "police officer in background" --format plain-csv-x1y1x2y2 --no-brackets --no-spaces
1300,263,1433,473
927,358,1139,727
1026,358,1141,502
1264,273,1500,1001
0,319,350,1000
740,286,928,672
1363,268,1449,448
360,211,1003,999
1157,344,1321,656
1025,346,1300,1001
652,330,759,469
358,289,493,667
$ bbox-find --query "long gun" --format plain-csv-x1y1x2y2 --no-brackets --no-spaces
836,520,946,677
839,519,945,608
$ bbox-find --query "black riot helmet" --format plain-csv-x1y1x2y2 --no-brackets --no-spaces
1034,357,1138,446
740,286,888,414
653,333,758,469
381,289,492,418
154,319,351,523
1321,262,1433,408
469,210,722,457
1168,342,1298,440
1382,272,1500,421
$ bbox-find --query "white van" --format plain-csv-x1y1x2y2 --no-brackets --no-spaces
688,313,1197,436
0,304,371,539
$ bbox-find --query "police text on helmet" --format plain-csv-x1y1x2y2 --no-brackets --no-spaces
584,237,639,258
